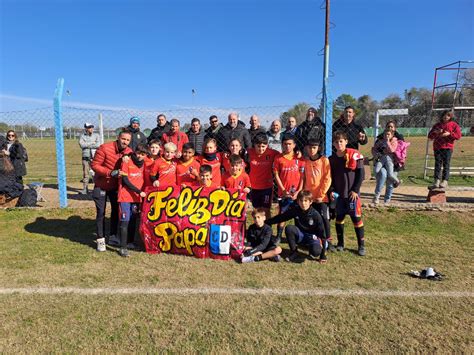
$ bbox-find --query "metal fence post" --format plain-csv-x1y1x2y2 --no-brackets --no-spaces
53,78,68,208
98,113,104,144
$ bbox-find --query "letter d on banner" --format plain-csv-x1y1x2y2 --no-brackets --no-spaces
209,225,231,255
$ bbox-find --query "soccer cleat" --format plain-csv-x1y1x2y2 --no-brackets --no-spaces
336,245,344,252
241,255,255,263
440,180,448,188
272,255,282,262
118,248,130,257
327,242,336,252
285,251,299,262
358,246,366,256
108,235,120,247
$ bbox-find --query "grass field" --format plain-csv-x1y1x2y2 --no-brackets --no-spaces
1,207,473,352
20,136,474,187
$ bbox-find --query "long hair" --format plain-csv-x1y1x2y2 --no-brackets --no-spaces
0,151,14,174
6,130,19,143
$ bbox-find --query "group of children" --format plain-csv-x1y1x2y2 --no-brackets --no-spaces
114,127,366,262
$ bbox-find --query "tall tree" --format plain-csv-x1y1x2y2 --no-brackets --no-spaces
280,102,310,126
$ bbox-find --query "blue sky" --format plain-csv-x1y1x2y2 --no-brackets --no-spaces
0,0,473,112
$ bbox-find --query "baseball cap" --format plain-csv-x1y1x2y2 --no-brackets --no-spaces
84,122,94,128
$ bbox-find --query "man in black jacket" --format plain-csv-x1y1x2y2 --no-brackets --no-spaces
216,112,252,152
295,107,325,153
248,115,266,143
127,117,147,151
147,113,171,143
332,106,368,153
187,118,206,155
204,115,223,142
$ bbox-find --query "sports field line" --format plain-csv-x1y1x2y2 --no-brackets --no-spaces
0,287,472,298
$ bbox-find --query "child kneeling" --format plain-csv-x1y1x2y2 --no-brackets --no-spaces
266,190,327,263
241,208,282,263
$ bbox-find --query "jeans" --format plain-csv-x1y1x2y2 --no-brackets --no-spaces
374,167,397,202
92,187,118,239
434,149,452,181
374,155,398,184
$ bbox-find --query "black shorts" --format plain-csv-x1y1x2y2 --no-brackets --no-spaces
249,188,273,209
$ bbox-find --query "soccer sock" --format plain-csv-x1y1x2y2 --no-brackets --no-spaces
352,217,365,248
119,222,129,248
335,219,345,247
277,226,284,239
254,255,263,262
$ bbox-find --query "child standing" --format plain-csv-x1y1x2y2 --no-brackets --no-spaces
428,110,462,188
117,144,148,257
329,131,366,256
176,142,201,187
221,138,248,175
303,139,332,250
247,134,279,218
273,135,305,242
241,208,282,263
151,142,178,188
221,154,251,193
266,190,327,262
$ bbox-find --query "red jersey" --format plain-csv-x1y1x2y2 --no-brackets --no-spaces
198,153,223,185
176,158,201,187
221,152,247,175
273,153,305,197
143,156,156,188
161,131,189,154
118,159,145,203
151,157,177,186
222,171,251,191
247,147,279,189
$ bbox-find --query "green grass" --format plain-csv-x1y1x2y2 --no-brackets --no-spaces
0,208,473,352
19,136,474,186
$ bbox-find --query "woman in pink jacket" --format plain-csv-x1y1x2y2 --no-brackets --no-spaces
428,110,462,188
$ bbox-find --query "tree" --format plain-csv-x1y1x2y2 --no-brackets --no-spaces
380,94,404,109
333,94,358,120
357,94,378,127
280,102,310,126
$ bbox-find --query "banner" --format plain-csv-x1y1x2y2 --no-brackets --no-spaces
139,186,247,260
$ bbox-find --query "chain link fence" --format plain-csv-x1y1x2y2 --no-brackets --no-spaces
1,104,473,205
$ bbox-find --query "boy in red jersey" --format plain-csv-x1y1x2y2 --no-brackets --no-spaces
199,138,222,184
222,154,251,193
142,139,161,188
329,131,365,256
247,133,279,218
196,164,220,188
273,135,304,241
151,142,178,188
117,144,148,257
176,142,201,187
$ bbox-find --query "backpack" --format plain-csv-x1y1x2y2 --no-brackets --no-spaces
17,188,37,207
394,140,410,167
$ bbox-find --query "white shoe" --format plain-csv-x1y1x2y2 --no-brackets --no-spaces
108,234,120,246
440,180,448,188
431,179,440,189
241,255,255,263
96,238,106,252
372,195,380,205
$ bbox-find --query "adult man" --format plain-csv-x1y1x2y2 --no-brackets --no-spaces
248,114,266,143
187,117,206,154
332,105,368,153
148,113,171,143
283,116,298,136
295,107,325,152
78,122,100,194
204,115,223,141
216,112,252,152
161,118,189,158
91,129,133,247
266,120,283,152
127,116,147,150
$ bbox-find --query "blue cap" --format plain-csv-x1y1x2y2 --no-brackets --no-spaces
130,116,140,125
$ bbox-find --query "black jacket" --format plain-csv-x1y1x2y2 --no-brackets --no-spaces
245,224,276,254
332,119,368,153
8,142,28,177
147,122,171,143
248,127,267,143
295,117,325,151
216,121,252,152
204,123,224,142
187,129,206,155
127,125,147,151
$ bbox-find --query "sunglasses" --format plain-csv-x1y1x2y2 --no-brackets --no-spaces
210,120,218,123
7,134,15,137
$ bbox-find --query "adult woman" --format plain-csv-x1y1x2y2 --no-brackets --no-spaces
3,130,28,184
0,136,24,200
372,121,404,205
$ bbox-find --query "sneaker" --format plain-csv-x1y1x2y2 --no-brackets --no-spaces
358,246,366,256
119,248,130,257
96,238,106,252
108,235,120,246
384,200,391,206
393,180,401,188
372,195,380,205
430,179,441,189
272,255,282,262
285,251,299,262
440,180,448,188
336,245,344,252
241,255,255,263
327,242,336,252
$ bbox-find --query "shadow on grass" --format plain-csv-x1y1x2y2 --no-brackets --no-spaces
24,215,97,249
43,183,93,201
